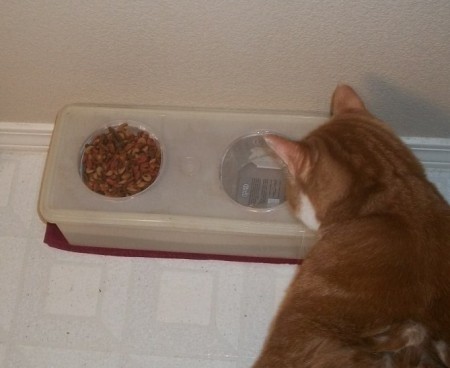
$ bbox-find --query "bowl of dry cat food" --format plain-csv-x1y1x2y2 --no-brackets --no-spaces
80,122,162,198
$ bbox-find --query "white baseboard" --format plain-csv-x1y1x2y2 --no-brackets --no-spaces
402,137,450,169
0,122,449,167
0,122,53,151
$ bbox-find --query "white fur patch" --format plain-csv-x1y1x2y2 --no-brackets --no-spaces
297,193,321,230
434,340,448,365
402,323,426,347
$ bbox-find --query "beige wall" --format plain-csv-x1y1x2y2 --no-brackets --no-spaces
1,1,449,138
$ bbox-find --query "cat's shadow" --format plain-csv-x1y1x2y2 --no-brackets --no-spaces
363,76,450,139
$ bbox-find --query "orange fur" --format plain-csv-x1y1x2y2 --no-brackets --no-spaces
253,85,450,368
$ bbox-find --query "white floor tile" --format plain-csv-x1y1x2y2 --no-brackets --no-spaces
0,343,5,367
100,258,132,340
126,354,237,368
12,243,123,351
157,270,214,325
122,260,247,359
0,159,15,207
0,151,46,238
7,346,121,368
45,263,103,316
0,237,28,335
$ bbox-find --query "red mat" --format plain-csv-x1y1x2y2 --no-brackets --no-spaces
44,223,301,264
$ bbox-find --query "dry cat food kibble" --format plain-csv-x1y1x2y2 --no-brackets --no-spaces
81,123,162,197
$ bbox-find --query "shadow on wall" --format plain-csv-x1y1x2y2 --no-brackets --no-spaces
364,77,450,139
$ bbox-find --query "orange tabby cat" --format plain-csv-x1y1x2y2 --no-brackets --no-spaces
253,85,450,367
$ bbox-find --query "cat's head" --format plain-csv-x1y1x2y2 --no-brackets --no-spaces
265,85,424,230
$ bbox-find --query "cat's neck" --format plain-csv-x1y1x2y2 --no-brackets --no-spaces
322,176,446,229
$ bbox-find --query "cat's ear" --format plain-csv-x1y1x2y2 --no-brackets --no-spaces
331,84,366,116
264,134,309,178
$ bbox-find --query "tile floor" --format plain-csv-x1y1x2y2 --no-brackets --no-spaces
0,149,449,368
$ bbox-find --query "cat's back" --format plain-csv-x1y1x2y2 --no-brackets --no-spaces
306,113,450,338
